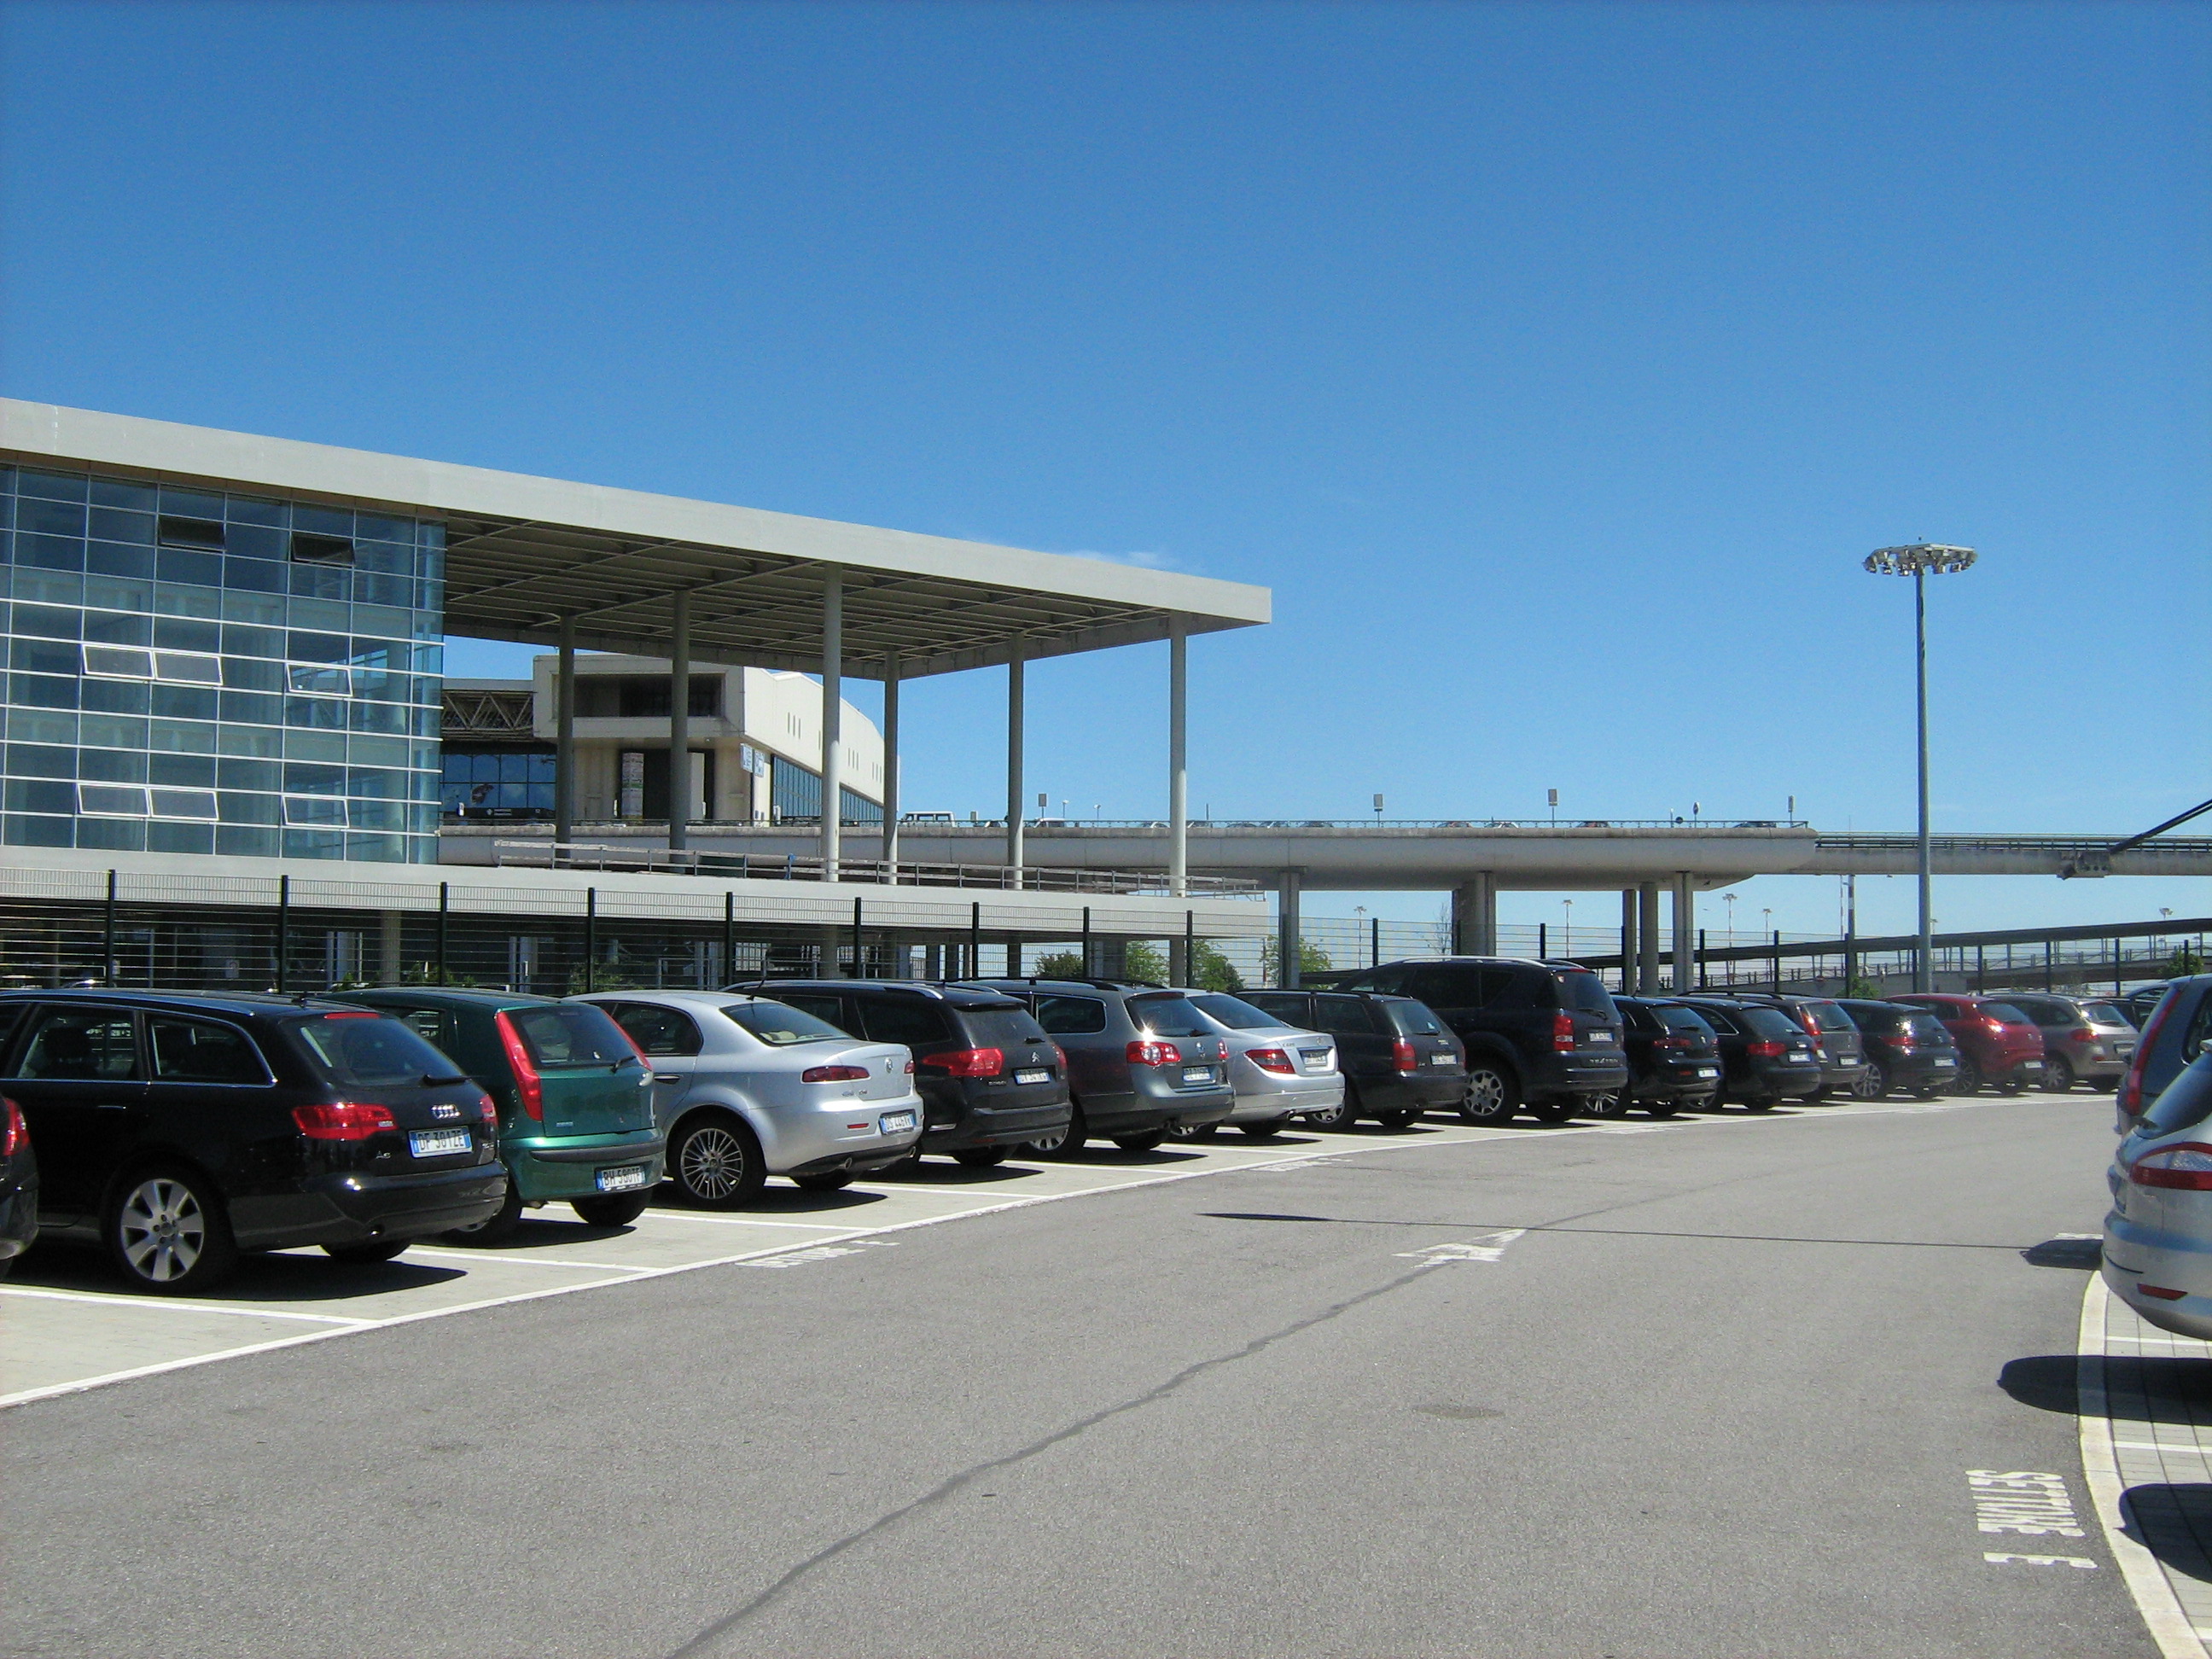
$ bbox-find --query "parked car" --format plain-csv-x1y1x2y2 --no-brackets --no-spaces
2103,1051,2212,1338
2116,975,2212,1132
1983,992,2137,1091
959,979,1236,1152
1833,1000,1963,1099
1612,996,1723,1116
334,989,664,1240
0,989,506,1292
1241,989,1467,1127
1725,993,1866,1099
573,991,923,1202
0,1092,36,1279
1673,998,1824,1109
2124,983,2171,1027
1173,991,1344,1137
716,980,1067,1166
1330,958,1628,1125
1892,994,2046,1095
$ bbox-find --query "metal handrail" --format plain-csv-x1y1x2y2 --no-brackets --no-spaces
492,841,1264,897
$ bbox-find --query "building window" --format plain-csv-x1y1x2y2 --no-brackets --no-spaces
156,515,226,550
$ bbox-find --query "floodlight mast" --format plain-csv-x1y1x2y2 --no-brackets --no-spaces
1862,544,1978,991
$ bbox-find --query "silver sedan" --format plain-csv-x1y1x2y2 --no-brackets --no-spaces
2105,1054,2212,1339
1171,991,1343,1139
571,991,924,1207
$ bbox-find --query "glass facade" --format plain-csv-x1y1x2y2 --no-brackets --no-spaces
442,748,556,818
0,463,445,864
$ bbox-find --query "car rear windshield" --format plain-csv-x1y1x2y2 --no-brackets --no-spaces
496,1004,636,1068
1743,1008,1807,1042
1656,1005,1714,1034
1190,993,1285,1031
1126,993,1212,1037
1980,1003,2032,1025
1804,1001,1855,1033
2139,1055,2212,1138
1386,1001,1444,1036
2082,1002,2131,1027
1554,972,1617,1016
1906,1013,1951,1043
955,1004,1051,1049
721,1000,847,1045
292,1013,458,1087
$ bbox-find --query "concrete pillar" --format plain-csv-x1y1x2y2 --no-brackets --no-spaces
554,613,576,853
378,910,404,986
880,650,900,882
1619,888,1639,992
1452,874,1497,955
1005,641,1026,880
820,571,842,880
668,588,690,853
1168,616,1188,898
1672,873,1696,992
1639,882,1662,995
1278,869,1303,988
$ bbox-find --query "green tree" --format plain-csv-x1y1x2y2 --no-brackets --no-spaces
1031,951,1086,979
1189,940,1244,992
2172,944,2207,979
1122,940,1169,983
1842,975,1885,999
1260,936,1334,987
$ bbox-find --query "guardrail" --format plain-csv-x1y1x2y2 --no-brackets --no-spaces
493,841,1265,898
896,818,1816,831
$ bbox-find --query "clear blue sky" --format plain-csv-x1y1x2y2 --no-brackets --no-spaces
4,1,2205,936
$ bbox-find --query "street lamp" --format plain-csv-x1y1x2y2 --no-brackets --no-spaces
1562,898,1574,956
1864,542,1977,991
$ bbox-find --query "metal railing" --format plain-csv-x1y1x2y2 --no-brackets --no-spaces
494,841,1264,897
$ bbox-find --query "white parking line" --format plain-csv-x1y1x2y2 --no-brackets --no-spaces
0,1286,370,1325
402,1249,652,1272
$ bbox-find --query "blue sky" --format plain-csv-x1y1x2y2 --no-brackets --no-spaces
4,0,2205,936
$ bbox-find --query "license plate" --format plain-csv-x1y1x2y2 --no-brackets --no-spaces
1014,1068,1051,1085
1181,1066,1214,1084
1586,1031,1613,1044
595,1164,646,1192
1934,1057,1956,1067
1790,1051,1813,1062
1836,1058,1860,1068
408,1128,470,1157
879,1110,917,1134
1429,1051,1455,1066
1696,1066,1720,1078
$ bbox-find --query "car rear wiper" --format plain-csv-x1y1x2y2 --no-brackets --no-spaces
422,1072,469,1086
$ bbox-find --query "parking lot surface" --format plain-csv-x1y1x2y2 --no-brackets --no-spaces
2,1091,2159,1657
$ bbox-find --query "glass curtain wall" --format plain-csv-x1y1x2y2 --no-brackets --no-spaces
0,463,445,864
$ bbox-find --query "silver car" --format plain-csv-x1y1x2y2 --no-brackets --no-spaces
2105,1053,2212,1338
572,991,923,1206
1989,991,2137,1091
1170,991,1343,1138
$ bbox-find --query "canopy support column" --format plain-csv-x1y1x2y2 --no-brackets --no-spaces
1005,641,1026,881
667,590,690,853
1168,617,1188,898
554,613,576,853
821,570,842,880
881,649,901,883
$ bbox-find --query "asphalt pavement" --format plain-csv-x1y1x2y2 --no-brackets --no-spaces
0,1095,2155,1658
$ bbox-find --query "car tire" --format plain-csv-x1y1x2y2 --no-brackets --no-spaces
1377,1109,1419,1130
1802,1087,1831,1103
1914,1086,1946,1100
107,1165,239,1295
1239,1118,1290,1138
1642,1097,1681,1119
1527,1098,1577,1125
1114,1131,1167,1152
1852,1062,1889,1099
441,1177,525,1244
322,1237,411,1265
1164,1119,1219,1141
1307,1091,1359,1130
791,1171,853,1191
1739,1096,1778,1113
2044,1055,2075,1091
1023,1103,1086,1157
1458,1064,1520,1126
1584,1091,1627,1118
952,1146,1010,1167
669,1113,768,1208
571,1190,652,1226
1954,1059,1984,1096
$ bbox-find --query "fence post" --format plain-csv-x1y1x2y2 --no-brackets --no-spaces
102,869,118,985
1538,923,1547,959
584,887,598,993
436,881,449,984
1697,927,1708,988
723,890,736,987
969,900,981,981
850,895,863,978
1772,928,1782,995
275,874,291,993
1188,910,1197,982
1081,905,1092,976
2046,939,2055,992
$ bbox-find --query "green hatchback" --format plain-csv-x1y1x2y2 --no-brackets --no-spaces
335,989,663,1241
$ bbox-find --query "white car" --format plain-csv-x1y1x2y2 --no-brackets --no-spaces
1172,992,1343,1138
2104,1053,2212,1338
571,990,923,1206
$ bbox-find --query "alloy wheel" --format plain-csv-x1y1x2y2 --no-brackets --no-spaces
118,1177,207,1284
1464,1070,1508,1117
1850,1062,1887,1100
679,1126,749,1201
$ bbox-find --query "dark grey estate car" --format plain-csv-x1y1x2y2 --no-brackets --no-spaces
1241,989,1466,1127
960,980,1235,1153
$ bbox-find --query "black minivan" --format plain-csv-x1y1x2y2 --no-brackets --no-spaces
0,990,506,1293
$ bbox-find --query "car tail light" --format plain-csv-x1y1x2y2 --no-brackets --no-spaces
293,1101,399,1141
1552,1013,1575,1053
2138,1284,2189,1301
1796,1010,1820,1037
1249,1048,1296,1074
493,1010,544,1121
1745,1039,1786,1058
1051,1043,1068,1070
2130,1144,2212,1190
919,1047,1004,1079
1391,1039,1418,1072
0,1097,24,1158
2069,1027,2096,1046
2121,998,2175,1119
904,1058,915,1074
1652,1037,1689,1051
802,1064,870,1083
1126,1039,1182,1068
474,1091,499,1127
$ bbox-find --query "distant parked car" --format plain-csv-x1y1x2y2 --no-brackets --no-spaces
335,989,664,1240
1893,994,2046,1095
1673,998,1824,1109
1726,993,1866,1099
0,1092,35,1279
1833,999,1963,1099
726,980,1068,1166
1174,992,1344,1137
1241,989,1467,1127
2117,975,2212,1132
2104,1051,2212,1338
1986,992,2138,1091
960,979,1236,1153
573,991,923,1202
2124,984,2171,1027
1331,958,1628,1125
0,990,506,1293
1612,996,1723,1116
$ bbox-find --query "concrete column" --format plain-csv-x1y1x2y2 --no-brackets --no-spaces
1168,616,1188,898
1672,873,1696,992
554,613,576,853
1005,641,1026,880
1278,868,1304,988
378,910,404,986
667,589,690,853
1619,888,1639,992
820,570,842,880
880,650,900,883
1639,882,1662,995
1452,874,1497,955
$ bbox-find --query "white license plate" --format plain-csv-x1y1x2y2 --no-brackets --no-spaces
1429,1052,1456,1066
1696,1066,1720,1078
1181,1067,1214,1084
1586,1032,1613,1044
595,1164,646,1192
408,1128,470,1157
879,1110,917,1134
1013,1068,1051,1085
1934,1057,1956,1067
1836,1058,1860,1068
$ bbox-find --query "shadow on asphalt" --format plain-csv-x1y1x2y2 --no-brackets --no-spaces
2022,1236,2104,1270
2122,1485,2212,1583
648,1185,890,1216
11,1238,468,1302
2001,1353,2212,1422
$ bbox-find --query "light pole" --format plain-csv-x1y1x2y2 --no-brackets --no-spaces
1562,898,1574,956
1863,542,1977,991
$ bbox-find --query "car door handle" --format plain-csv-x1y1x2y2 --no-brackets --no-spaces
97,1102,132,1111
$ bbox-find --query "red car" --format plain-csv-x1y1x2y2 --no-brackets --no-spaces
1893,994,2046,1095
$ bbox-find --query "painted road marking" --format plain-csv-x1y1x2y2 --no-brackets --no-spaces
1968,1470,2087,1538
0,1287,370,1325
742,1240,897,1269
1396,1229,1527,1264
1984,1552,2098,1569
